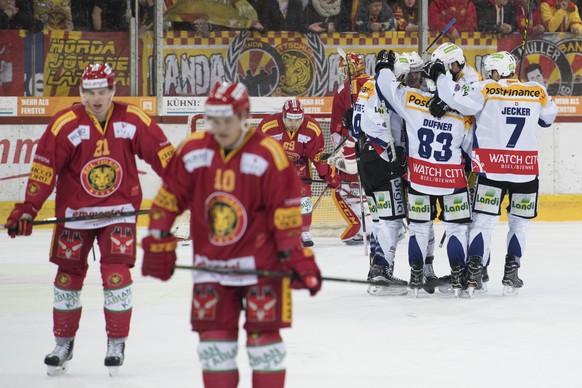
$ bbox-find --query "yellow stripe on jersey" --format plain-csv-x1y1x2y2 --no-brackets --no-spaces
157,144,175,168
176,131,207,154
127,105,152,126
281,277,292,323
50,111,77,136
152,186,179,213
274,206,302,230
260,137,289,171
306,121,322,136
260,119,279,133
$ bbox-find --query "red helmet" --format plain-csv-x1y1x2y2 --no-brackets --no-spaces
81,63,116,89
282,99,304,120
205,82,250,117
339,53,365,79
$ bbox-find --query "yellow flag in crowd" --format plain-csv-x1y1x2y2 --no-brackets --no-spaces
165,0,258,29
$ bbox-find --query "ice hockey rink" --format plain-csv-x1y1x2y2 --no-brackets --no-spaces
1,221,580,388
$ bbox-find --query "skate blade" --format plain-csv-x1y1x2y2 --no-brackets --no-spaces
502,285,520,296
454,289,461,298
413,288,420,298
47,363,68,376
367,285,408,296
108,366,120,377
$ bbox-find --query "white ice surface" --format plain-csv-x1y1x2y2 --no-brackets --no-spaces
1,222,581,388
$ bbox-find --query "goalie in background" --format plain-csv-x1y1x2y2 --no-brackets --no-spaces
257,99,341,247
329,51,373,245
142,82,321,388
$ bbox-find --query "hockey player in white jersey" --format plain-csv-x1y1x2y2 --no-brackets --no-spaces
375,50,474,297
352,60,410,296
401,52,441,291
427,42,482,119
426,51,558,295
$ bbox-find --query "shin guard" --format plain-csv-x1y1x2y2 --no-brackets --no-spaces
247,331,286,388
52,269,85,338
198,330,239,388
101,264,132,338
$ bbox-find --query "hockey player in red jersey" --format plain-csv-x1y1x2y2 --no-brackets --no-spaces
256,99,341,247
330,52,372,244
4,63,175,376
141,82,321,388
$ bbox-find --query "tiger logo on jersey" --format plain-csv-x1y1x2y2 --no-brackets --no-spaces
206,193,247,246
81,157,123,197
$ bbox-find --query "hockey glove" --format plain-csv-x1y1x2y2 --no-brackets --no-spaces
422,60,446,82
141,234,178,281
387,146,407,178
428,95,450,118
282,247,322,296
375,49,396,74
342,108,354,132
5,202,37,238
323,166,341,189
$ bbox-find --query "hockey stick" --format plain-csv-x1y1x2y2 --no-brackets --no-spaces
0,209,150,229
174,264,370,285
518,0,534,81
312,185,331,212
421,18,457,57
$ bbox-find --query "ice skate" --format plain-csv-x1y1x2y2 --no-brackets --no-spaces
44,337,74,376
344,233,364,246
409,264,424,297
502,255,523,296
367,264,408,296
422,259,439,294
466,256,483,297
301,231,314,247
105,338,126,377
450,265,464,298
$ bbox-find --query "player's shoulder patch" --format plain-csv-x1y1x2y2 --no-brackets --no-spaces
50,109,78,136
259,119,280,133
305,118,322,136
259,137,289,171
126,104,152,126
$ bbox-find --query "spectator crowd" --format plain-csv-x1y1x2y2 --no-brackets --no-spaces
1,0,582,36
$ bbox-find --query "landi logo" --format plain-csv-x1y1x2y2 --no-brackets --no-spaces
410,197,429,213
513,196,535,210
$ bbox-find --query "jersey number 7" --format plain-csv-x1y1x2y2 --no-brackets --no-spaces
506,116,525,149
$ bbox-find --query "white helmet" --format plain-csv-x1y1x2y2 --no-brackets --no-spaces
483,51,517,78
393,53,411,80
431,42,466,69
401,52,424,72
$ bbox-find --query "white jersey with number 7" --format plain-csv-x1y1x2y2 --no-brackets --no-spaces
436,76,558,183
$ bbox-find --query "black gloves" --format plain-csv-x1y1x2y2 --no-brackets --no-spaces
342,108,353,132
428,95,450,118
375,49,396,74
422,60,446,82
